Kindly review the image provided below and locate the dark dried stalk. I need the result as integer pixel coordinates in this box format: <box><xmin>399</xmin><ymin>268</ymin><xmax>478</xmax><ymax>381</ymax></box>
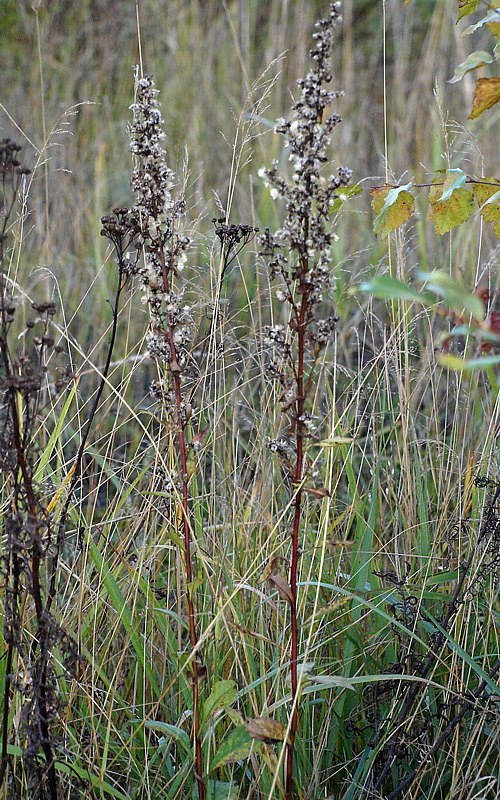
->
<box><xmin>371</xmin><ymin>483</ymin><xmax>500</xmax><ymax>797</ymax></box>
<box><xmin>259</xmin><ymin>6</ymin><xmax>351</xmax><ymax>796</ymax></box>
<box><xmin>0</xmin><ymin>139</ymin><xmax>58</xmax><ymax>798</ymax></box>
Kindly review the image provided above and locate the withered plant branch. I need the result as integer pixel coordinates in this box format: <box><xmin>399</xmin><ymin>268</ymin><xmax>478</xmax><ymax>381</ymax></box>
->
<box><xmin>385</xmin><ymin>656</ymin><xmax>500</xmax><ymax>800</ymax></box>
<box><xmin>371</xmin><ymin>490</ymin><xmax>499</xmax><ymax>795</ymax></box>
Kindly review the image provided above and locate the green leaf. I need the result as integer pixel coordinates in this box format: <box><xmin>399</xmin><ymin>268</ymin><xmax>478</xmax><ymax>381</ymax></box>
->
<box><xmin>473</xmin><ymin>180</ymin><xmax>500</xmax><ymax>236</ymax></box>
<box><xmin>438</xmin><ymin>168</ymin><xmax>467</xmax><ymax>201</ymax></box>
<box><xmin>438</xmin><ymin>354</ymin><xmax>500</xmax><ymax>370</ymax></box>
<box><xmin>304</xmin><ymin>674</ymin><xmax>356</xmax><ymax>691</ymax></box>
<box><xmin>428</xmin><ymin>182</ymin><xmax>475</xmax><ymax>234</ymax></box>
<box><xmin>210</xmin><ymin>725</ymin><xmax>255</xmax><ymax>770</ymax></box>
<box><xmin>463</xmin><ymin>10</ymin><xmax>500</xmax><ymax>34</ymax></box>
<box><xmin>417</xmin><ymin>270</ymin><xmax>485</xmax><ymax>321</ymax></box>
<box><xmin>329</xmin><ymin>183</ymin><xmax>362</xmax><ymax>214</ymax></box>
<box><xmin>371</xmin><ymin>183</ymin><xmax>415</xmax><ymax>237</ymax></box>
<box><xmin>141</xmin><ymin>720</ymin><xmax>193</xmax><ymax>756</ymax></box>
<box><xmin>469</xmin><ymin>77</ymin><xmax>500</xmax><ymax>119</ymax></box>
<box><xmin>192</xmin><ymin>781</ymin><xmax>238</xmax><ymax>800</ymax></box>
<box><xmin>458</xmin><ymin>0</ymin><xmax>481</xmax><ymax>20</ymax></box>
<box><xmin>358</xmin><ymin>274</ymin><xmax>426</xmax><ymax>304</ymax></box>
<box><xmin>448</xmin><ymin>50</ymin><xmax>494</xmax><ymax>83</ymax></box>
<box><xmin>201</xmin><ymin>680</ymin><xmax>237</xmax><ymax>729</ymax></box>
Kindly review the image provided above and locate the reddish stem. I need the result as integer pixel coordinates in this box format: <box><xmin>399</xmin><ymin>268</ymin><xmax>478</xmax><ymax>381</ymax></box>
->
<box><xmin>285</xmin><ymin>285</ymin><xmax>307</xmax><ymax>800</ymax></box>
<box><xmin>161</xmin><ymin>248</ymin><xmax>205</xmax><ymax>800</ymax></box>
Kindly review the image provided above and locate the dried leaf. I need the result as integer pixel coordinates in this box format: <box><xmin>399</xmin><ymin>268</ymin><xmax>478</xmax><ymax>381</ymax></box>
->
<box><xmin>268</xmin><ymin>573</ymin><xmax>294</xmax><ymax>604</ymax></box>
<box><xmin>319</xmin><ymin>435</ymin><xmax>354</xmax><ymax>447</ymax></box>
<box><xmin>245</xmin><ymin>717</ymin><xmax>287</xmax><ymax>743</ymax></box>
<box><xmin>259</xmin><ymin>556</ymin><xmax>287</xmax><ymax>584</ymax></box>
<box><xmin>304</xmin><ymin>485</ymin><xmax>331</xmax><ymax>499</ymax></box>
<box><xmin>469</xmin><ymin>77</ymin><xmax>500</xmax><ymax>119</ymax></box>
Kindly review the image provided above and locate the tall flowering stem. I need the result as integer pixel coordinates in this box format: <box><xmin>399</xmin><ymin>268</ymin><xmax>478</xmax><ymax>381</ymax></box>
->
<box><xmin>259</xmin><ymin>5</ymin><xmax>351</xmax><ymax>797</ymax></box>
<box><xmin>125</xmin><ymin>71</ymin><xmax>205</xmax><ymax>800</ymax></box>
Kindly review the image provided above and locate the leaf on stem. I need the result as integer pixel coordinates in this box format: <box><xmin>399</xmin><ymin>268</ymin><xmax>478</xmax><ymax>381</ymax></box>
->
<box><xmin>201</xmin><ymin>680</ymin><xmax>237</xmax><ymax>729</ymax></box>
<box><xmin>428</xmin><ymin>181</ymin><xmax>475</xmax><ymax>234</ymax></box>
<box><xmin>268</xmin><ymin>573</ymin><xmax>294</xmax><ymax>604</ymax></box>
<box><xmin>371</xmin><ymin>183</ymin><xmax>414</xmax><ymax>237</ymax></box>
<box><xmin>473</xmin><ymin>180</ymin><xmax>500</xmax><ymax>236</ymax></box>
<box><xmin>245</xmin><ymin>717</ymin><xmax>287</xmax><ymax>743</ymax></box>
<box><xmin>210</xmin><ymin>725</ymin><xmax>256</xmax><ymax>770</ymax></box>
<box><xmin>469</xmin><ymin>77</ymin><xmax>500</xmax><ymax>119</ymax></box>
<box><xmin>448</xmin><ymin>51</ymin><xmax>494</xmax><ymax>83</ymax></box>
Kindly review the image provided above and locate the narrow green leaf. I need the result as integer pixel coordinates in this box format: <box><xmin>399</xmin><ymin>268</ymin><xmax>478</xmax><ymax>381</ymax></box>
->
<box><xmin>4</xmin><ymin>746</ymin><xmax>129</xmax><ymax>800</ymax></box>
<box><xmin>34</xmin><ymin>381</ymin><xmax>78</xmax><ymax>482</ymax></box>
<box><xmin>358</xmin><ymin>275</ymin><xmax>425</xmax><ymax>304</ymax></box>
<box><xmin>448</xmin><ymin>51</ymin><xmax>494</xmax><ymax>83</ymax></box>
<box><xmin>438</xmin><ymin>354</ymin><xmax>500</xmax><ymax>370</ymax></box>
<box><xmin>201</xmin><ymin>680</ymin><xmax>237</xmax><ymax>729</ymax></box>
<box><xmin>304</xmin><ymin>674</ymin><xmax>356</xmax><ymax>691</ymax></box>
<box><xmin>140</xmin><ymin>720</ymin><xmax>193</xmax><ymax>756</ymax></box>
<box><xmin>417</xmin><ymin>270</ymin><xmax>485</xmax><ymax>321</ymax></box>
<box><xmin>210</xmin><ymin>725</ymin><xmax>255</xmax><ymax>771</ymax></box>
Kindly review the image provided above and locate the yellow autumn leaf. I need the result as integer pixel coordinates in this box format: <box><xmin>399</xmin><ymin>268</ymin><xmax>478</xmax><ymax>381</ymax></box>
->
<box><xmin>469</xmin><ymin>77</ymin><xmax>500</xmax><ymax>119</ymax></box>
<box><xmin>428</xmin><ymin>184</ymin><xmax>474</xmax><ymax>235</ymax></box>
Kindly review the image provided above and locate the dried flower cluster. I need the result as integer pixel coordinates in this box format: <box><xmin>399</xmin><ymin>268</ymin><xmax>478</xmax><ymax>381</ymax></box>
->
<box><xmin>258</xmin><ymin>6</ymin><xmax>351</xmax><ymax>798</ymax></box>
<box><xmin>128</xmin><ymin>73</ymin><xmax>193</xmax><ymax>375</ymax></box>
<box><xmin>259</xmin><ymin>2</ymin><xmax>351</xmax><ymax>306</ymax></box>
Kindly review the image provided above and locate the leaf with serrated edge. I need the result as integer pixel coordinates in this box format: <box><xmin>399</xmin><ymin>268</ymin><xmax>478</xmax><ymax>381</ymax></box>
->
<box><xmin>458</xmin><ymin>0</ymin><xmax>481</xmax><ymax>20</ymax></box>
<box><xmin>371</xmin><ymin>183</ymin><xmax>415</xmax><ymax>237</ymax></box>
<box><xmin>428</xmin><ymin>184</ymin><xmax>474</xmax><ymax>234</ymax></box>
<box><xmin>473</xmin><ymin>180</ymin><xmax>500</xmax><ymax>234</ymax></box>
